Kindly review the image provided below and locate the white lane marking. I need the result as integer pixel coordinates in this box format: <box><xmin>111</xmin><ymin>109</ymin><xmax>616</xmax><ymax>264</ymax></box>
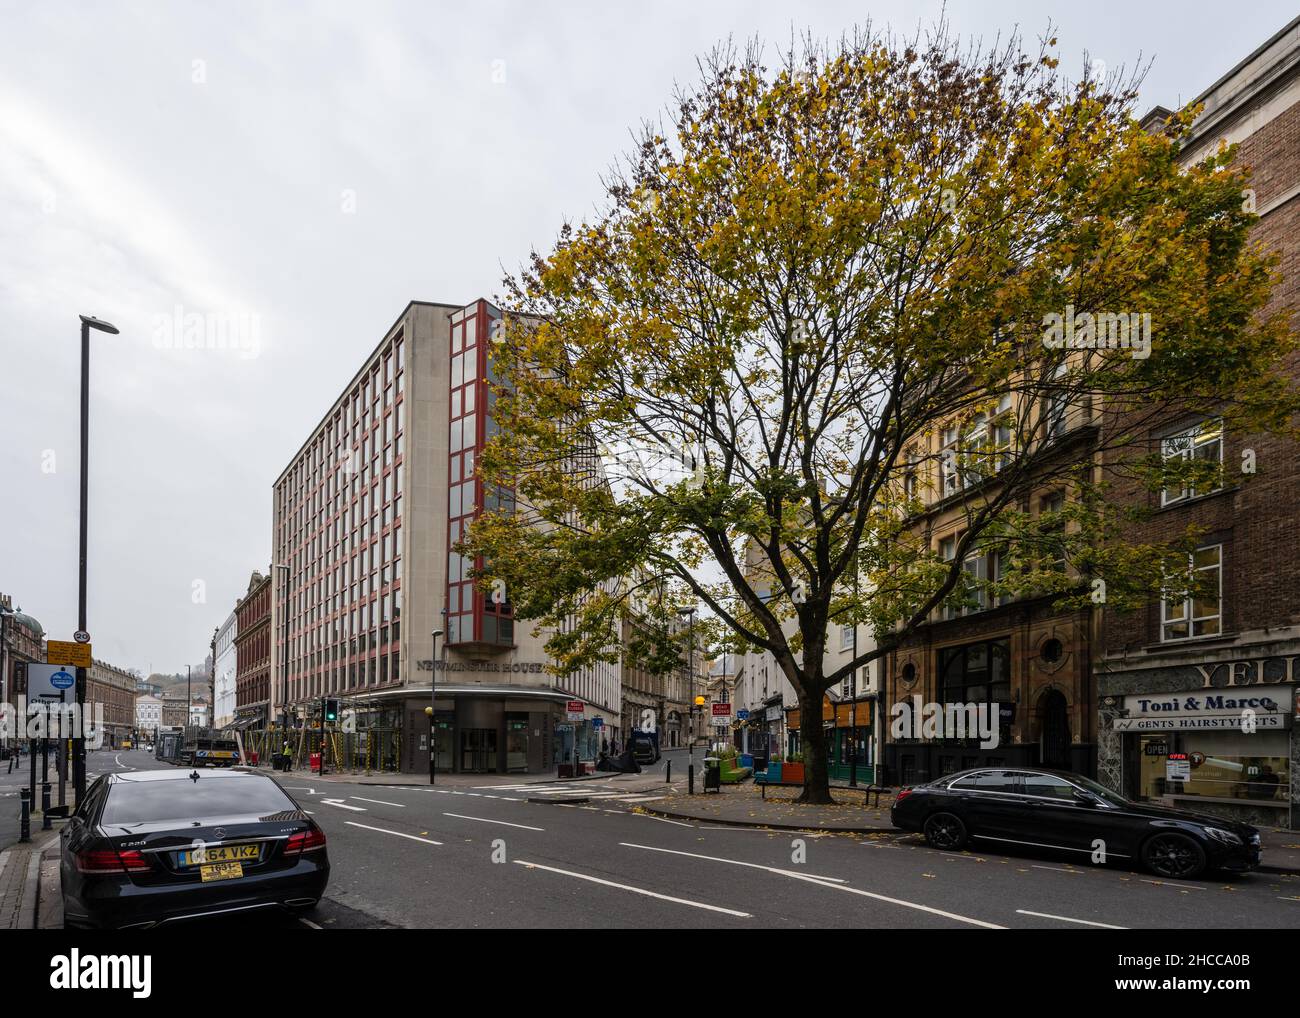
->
<box><xmin>1138</xmin><ymin>878</ymin><xmax>1206</xmax><ymax>891</ymax></box>
<box><xmin>443</xmin><ymin>813</ymin><xmax>544</xmax><ymax>831</ymax></box>
<box><xmin>345</xmin><ymin>821</ymin><xmax>443</xmax><ymax>845</ymax></box>
<box><xmin>1015</xmin><ymin>909</ymin><xmax>1127</xmax><ymax>929</ymax></box>
<box><xmin>513</xmin><ymin>860</ymin><xmax>751</xmax><ymax>917</ymax></box>
<box><xmin>1031</xmin><ymin>864</ymin><xmax>1083</xmax><ymax>874</ymax></box>
<box><xmin>351</xmin><ymin>796</ymin><xmax>405</xmax><ymax>807</ymax></box>
<box><xmin>699</xmin><ymin>826</ymin><xmax>778</xmax><ymax>832</ymax></box>
<box><xmin>299</xmin><ymin>917</ymin><xmax>323</xmax><ymax>929</ymax></box>
<box><xmin>283</xmin><ymin>786</ymin><xmax>317</xmax><ymax>795</ymax></box>
<box><xmin>320</xmin><ymin>798</ymin><xmax>367</xmax><ymax>812</ymax></box>
<box><xmin>620</xmin><ymin>843</ymin><xmax>846</xmax><ymax>883</ymax></box>
<box><xmin>633</xmin><ymin>814</ymin><xmax>695</xmax><ymax>828</ymax></box>
<box><xmin>620</xmin><ymin>843</ymin><xmax>1004</xmax><ymax>929</ymax></box>
<box><xmin>113</xmin><ymin>754</ymin><xmax>134</xmax><ymax>771</ymax></box>
<box><xmin>617</xmin><ymin>796</ymin><xmax>664</xmax><ymax>803</ymax></box>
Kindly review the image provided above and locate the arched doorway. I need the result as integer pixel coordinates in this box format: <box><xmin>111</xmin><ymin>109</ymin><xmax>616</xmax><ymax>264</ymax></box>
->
<box><xmin>1038</xmin><ymin>689</ymin><xmax>1071</xmax><ymax>769</ymax></box>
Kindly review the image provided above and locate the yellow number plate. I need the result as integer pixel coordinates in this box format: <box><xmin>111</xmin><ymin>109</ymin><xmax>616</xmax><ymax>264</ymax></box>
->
<box><xmin>180</xmin><ymin>844</ymin><xmax>259</xmax><ymax>866</ymax></box>
<box><xmin>199</xmin><ymin>862</ymin><xmax>244</xmax><ymax>882</ymax></box>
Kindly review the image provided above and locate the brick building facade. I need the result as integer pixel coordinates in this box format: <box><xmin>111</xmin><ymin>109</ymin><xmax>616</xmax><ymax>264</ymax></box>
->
<box><xmin>234</xmin><ymin>570</ymin><xmax>272</xmax><ymax>726</ymax></box>
<box><xmin>1097</xmin><ymin>18</ymin><xmax>1300</xmax><ymax>829</ymax></box>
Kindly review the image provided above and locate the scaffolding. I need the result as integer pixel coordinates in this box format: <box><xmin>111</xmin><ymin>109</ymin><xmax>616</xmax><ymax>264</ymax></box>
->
<box><xmin>237</xmin><ymin>725</ymin><xmax>404</xmax><ymax>774</ymax></box>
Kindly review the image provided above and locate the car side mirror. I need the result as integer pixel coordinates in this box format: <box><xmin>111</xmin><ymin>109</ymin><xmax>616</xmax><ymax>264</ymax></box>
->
<box><xmin>1073</xmin><ymin>790</ymin><xmax>1101</xmax><ymax>807</ymax></box>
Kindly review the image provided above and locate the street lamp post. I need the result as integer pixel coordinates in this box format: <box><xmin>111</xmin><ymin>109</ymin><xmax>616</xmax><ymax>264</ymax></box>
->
<box><xmin>677</xmin><ymin>606</ymin><xmax>696</xmax><ymax>793</ymax></box>
<box><xmin>74</xmin><ymin>314</ymin><xmax>118</xmax><ymax>805</ymax></box>
<box><xmin>427</xmin><ymin>626</ymin><xmax>443</xmax><ymax>784</ymax></box>
<box><xmin>272</xmin><ymin>563</ymin><xmax>290</xmax><ymax>732</ymax></box>
<box><xmin>849</xmin><ymin>552</ymin><xmax>860</xmax><ymax>788</ymax></box>
<box><xmin>210</xmin><ymin>627</ymin><xmax>218</xmax><ymax>728</ymax></box>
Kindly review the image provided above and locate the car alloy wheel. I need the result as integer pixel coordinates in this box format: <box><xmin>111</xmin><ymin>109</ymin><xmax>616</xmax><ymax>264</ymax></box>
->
<box><xmin>1142</xmin><ymin>832</ymin><xmax>1206</xmax><ymax>879</ymax></box>
<box><xmin>923</xmin><ymin>811</ymin><xmax>968</xmax><ymax>850</ymax></box>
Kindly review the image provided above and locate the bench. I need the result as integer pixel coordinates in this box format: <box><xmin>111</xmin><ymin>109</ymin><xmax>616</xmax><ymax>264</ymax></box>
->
<box><xmin>719</xmin><ymin>758</ymin><xmax>753</xmax><ymax>784</ymax></box>
<box><xmin>756</xmin><ymin>764</ymin><xmax>892</xmax><ymax>806</ymax></box>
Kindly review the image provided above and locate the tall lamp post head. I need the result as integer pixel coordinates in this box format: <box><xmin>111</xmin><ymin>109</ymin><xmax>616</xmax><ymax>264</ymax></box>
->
<box><xmin>79</xmin><ymin>315</ymin><xmax>119</xmax><ymax>335</ymax></box>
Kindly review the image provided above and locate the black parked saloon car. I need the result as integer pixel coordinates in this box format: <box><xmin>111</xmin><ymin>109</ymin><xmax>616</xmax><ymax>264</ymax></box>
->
<box><xmin>891</xmin><ymin>767</ymin><xmax>1261</xmax><ymax>879</ymax></box>
<box><xmin>61</xmin><ymin>769</ymin><xmax>329</xmax><ymax>930</ymax></box>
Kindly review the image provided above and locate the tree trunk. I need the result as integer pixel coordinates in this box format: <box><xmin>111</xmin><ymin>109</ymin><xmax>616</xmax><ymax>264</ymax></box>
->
<box><xmin>796</xmin><ymin>687</ymin><xmax>833</xmax><ymax>804</ymax></box>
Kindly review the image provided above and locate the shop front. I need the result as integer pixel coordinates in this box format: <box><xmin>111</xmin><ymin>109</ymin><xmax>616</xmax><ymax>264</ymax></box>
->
<box><xmin>738</xmin><ymin>698</ymin><xmax>784</xmax><ymax>769</ymax></box>
<box><xmin>351</xmin><ymin>685</ymin><xmax>612</xmax><ymax>775</ymax></box>
<box><xmin>787</xmin><ymin>695</ymin><xmax>875</xmax><ymax>783</ymax></box>
<box><xmin>1099</xmin><ymin>648</ymin><xmax>1298</xmax><ymax>830</ymax></box>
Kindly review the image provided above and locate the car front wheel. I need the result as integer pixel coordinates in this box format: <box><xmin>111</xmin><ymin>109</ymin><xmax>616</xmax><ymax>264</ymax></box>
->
<box><xmin>1142</xmin><ymin>832</ymin><xmax>1207</xmax><ymax>880</ymax></box>
<box><xmin>923</xmin><ymin>811</ymin><xmax>968</xmax><ymax>850</ymax></box>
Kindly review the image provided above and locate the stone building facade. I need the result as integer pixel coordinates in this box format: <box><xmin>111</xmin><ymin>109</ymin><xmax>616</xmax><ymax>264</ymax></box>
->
<box><xmin>87</xmin><ymin>658</ymin><xmax>138</xmax><ymax>748</ymax></box>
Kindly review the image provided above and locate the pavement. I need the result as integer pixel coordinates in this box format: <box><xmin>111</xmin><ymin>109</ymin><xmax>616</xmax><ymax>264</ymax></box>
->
<box><xmin>639</xmin><ymin>783</ymin><xmax>1300</xmax><ymax>875</ymax></box>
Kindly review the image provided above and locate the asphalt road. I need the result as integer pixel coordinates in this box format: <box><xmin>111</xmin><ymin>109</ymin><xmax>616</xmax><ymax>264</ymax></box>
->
<box><xmin>30</xmin><ymin>749</ymin><xmax>1300</xmax><ymax>930</ymax></box>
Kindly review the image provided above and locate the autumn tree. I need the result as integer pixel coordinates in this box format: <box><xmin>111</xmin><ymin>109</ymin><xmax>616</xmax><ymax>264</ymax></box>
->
<box><xmin>470</xmin><ymin>25</ymin><xmax>1296</xmax><ymax>802</ymax></box>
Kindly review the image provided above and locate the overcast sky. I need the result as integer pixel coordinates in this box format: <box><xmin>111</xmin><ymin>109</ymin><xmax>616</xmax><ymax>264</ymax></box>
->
<box><xmin>1</xmin><ymin>0</ymin><xmax>1295</xmax><ymax>675</ymax></box>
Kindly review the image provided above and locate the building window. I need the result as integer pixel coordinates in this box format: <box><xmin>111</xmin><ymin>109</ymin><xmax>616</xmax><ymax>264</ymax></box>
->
<box><xmin>1161</xmin><ymin>419</ymin><xmax>1223</xmax><ymax>506</ymax></box>
<box><xmin>840</xmin><ymin>625</ymin><xmax>854</xmax><ymax>652</ymax></box>
<box><xmin>1162</xmin><ymin>544</ymin><xmax>1222</xmax><ymax>641</ymax></box>
<box><xmin>1040</xmin><ymin>492</ymin><xmax>1066</xmax><ymax>571</ymax></box>
<box><xmin>938</xmin><ymin>638</ymin><xmax>1011</xmax><ymax>712</ymax></box>
<box><xmin>1044</xmin><ymin>361</ymin><xmax>1070</xmax><ymax>439</ymax></box>
<box><xmin>940</xmin><ymin>427</ymin><xmax>961</xmax><ymax>496</ymax></box>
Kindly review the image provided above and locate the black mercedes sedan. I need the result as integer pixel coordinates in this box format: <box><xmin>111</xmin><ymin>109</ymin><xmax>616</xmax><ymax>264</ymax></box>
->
<box><xmin>890</xmin><ymin>767</ymin><xmax>1261</xmax><ymax>879</ymax></box>
<box><xmin>61</xmin><ymin>769</ymin><xmax>329</xmax><ymax>930</ymax></box>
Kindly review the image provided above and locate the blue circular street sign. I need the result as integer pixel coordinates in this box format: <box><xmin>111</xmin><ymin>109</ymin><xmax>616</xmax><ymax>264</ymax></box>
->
<box><xmin>51</xmin><ymin>669</ymin><xmax>75</xmax><ymax>690</ymax></box>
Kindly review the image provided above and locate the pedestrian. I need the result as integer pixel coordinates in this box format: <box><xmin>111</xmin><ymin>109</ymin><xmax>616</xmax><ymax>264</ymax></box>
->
<box><xmin>282</xmin><ymin>739</ymin><xmax>293</xmax><ymax>772</ymax></box>
<box><xmin>602</xmin><ymin>734</ymin><xmax>609</xmax><ymax>755</ymax></box>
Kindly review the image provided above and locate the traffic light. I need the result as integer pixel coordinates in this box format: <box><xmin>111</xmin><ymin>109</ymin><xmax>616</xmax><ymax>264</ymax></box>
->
<box><xmin>324</xmin><ymin>698</ymin><xmax>339</xmax><ymax>723</ymax></box>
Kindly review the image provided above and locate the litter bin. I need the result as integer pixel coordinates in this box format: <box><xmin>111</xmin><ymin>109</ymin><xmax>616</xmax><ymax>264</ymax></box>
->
<box><xmin>703</xmin><ymin>756</ymin><xmax>721</xmax><ymax>792</ymax></box>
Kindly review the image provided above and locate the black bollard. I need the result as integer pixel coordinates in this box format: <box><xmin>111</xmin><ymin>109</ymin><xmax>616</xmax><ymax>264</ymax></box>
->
<box><xmin>665</xmin><ymin>759</ymin><xmax>671</xmax><ymax>783</ymax></box>
<box><xmin>41</xmin><ymin>781</ymin><xmax>52</xmax><ymax>830</ymax></box>
<box><xmin>19</xmin><ymin>788</ymin><xmax>30</xmax><ymax>842</ymax></box>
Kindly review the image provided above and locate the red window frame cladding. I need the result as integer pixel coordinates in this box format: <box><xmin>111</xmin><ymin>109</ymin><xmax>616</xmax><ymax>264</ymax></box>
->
<box><xmin>445</xmin><ymin>300</ymin><xmax>514</xmax><ymax>647</ymax></box>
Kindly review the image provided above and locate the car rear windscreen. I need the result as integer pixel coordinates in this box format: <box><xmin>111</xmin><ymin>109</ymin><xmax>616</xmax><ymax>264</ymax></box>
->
<box><xmin>101</xmin><ymin>778</ymin><xmax>296</xmax><ymax>825</ymax></box>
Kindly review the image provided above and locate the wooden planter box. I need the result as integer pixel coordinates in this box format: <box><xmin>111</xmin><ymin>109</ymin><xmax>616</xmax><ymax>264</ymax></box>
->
<box><xmin>782</xmin><ymin>762</ymin><xmax>805</xmax><ymax>783</ymax></box>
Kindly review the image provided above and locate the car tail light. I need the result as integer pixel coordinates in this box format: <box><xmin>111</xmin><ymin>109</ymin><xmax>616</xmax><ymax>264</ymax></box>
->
<box><xmin>894</xmin><ymin>787</ymin><xmax>915</xmax><ymax>804</ymax></box>
<box><xmin>76</xmin><ymin>848</ymin><xmax>151</xmax><ymax>874</ymax></box>
<box><xmin>284</xmin><ymin>828</ymin><xmax>327</xmax><ymax>856</ymax></box>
